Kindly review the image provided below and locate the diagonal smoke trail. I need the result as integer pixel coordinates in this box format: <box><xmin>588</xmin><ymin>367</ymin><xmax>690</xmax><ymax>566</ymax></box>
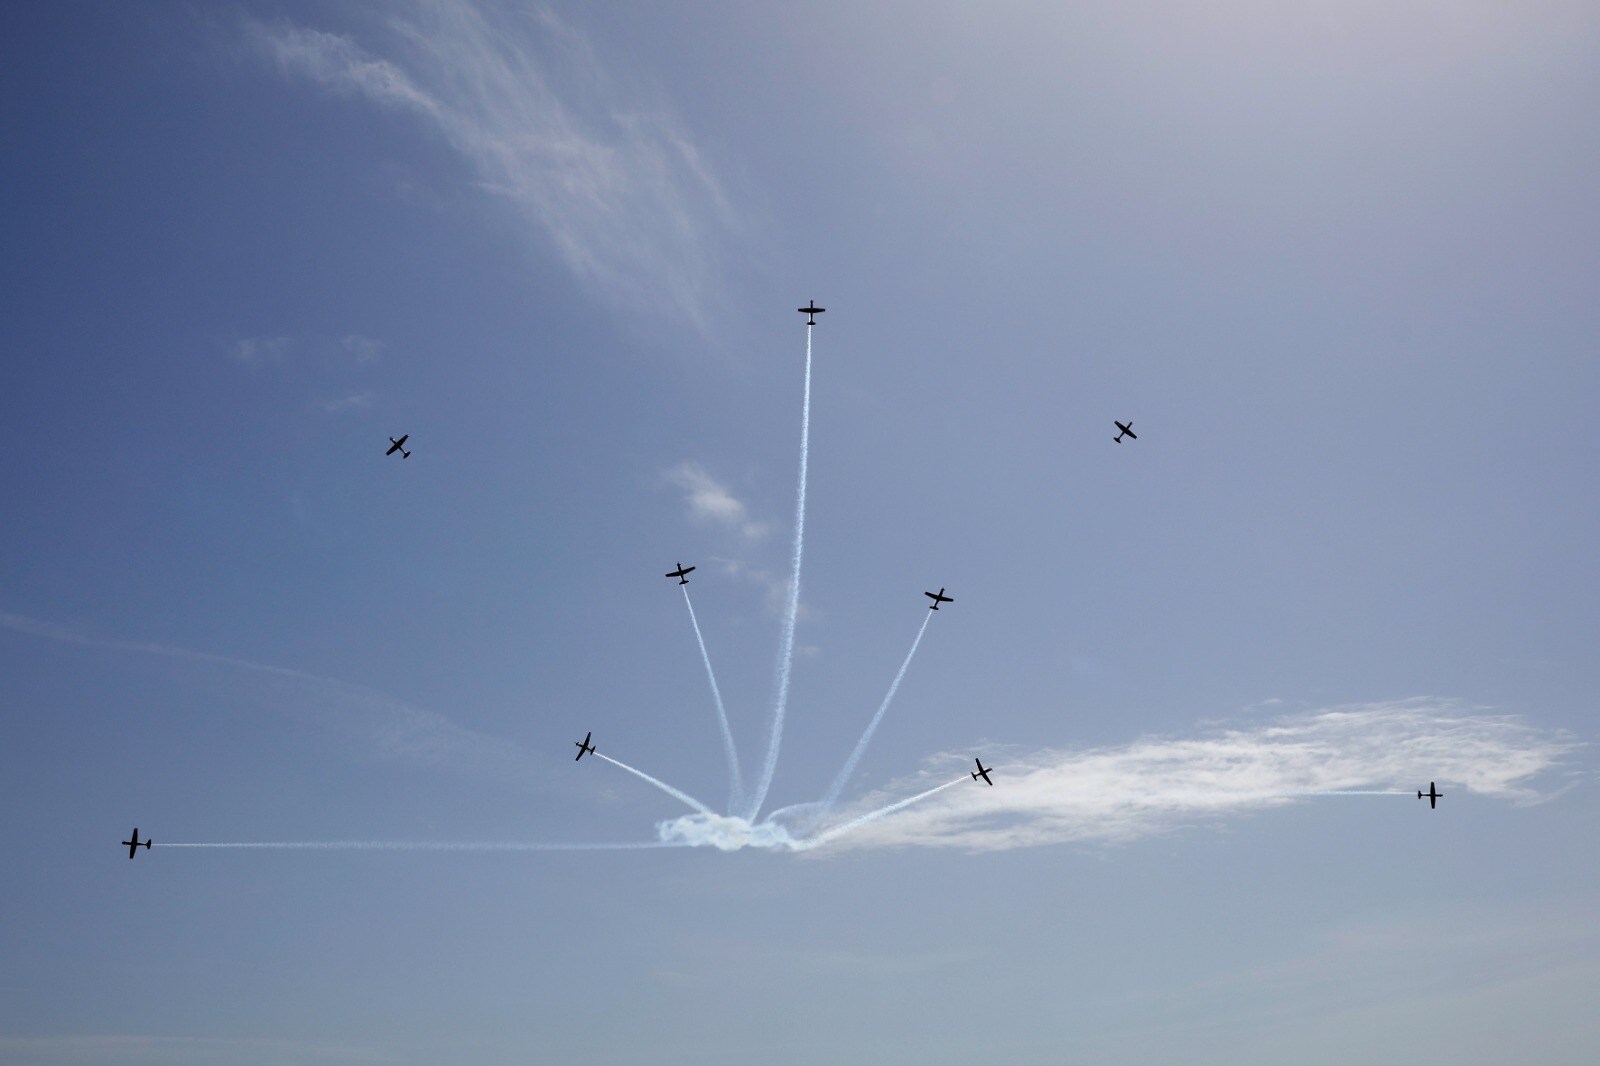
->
<box><xmin>596</xmin><ymin>752</ymin><xmax>718</xmax><ymax>817</ymax></box>
<box><xmin>793</xmin><ymin>775</ymin><xmax>969</xmax><ymax>851</ymax></box>
<box><xmin>683</xmin><ymin>585</ymin><xmax>742</xmax><ymax>811</ymax></box>
<box><xmin>746</xmin><ymin>324</ymin><xmax>812</xmax><ymax>820</ymax></box>
<box><xmin>810</xmin><ymin>611</ymin><xmax>934</xmax><ymax>825</ymax></box>
<box><xmin>160</xmin><ymin>841</ymin><xmax>679</xmax><ymax>850</ymax></box>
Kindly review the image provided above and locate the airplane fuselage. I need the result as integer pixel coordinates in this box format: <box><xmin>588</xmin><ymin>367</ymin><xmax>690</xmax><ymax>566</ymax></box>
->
<box><xmin>122</xmin><ymin>829</ymin><xmax>151</xmax><ymax>859</ymax></box>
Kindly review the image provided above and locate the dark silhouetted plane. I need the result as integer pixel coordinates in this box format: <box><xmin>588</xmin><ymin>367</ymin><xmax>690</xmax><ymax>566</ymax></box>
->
<box><xmin>665</xmin><ymin>562</ymin><xmax>696</xmax><ymax>585</ymax></box>
<box><xmin>386</xmin><ymin>434</ymin><xmax>411</xmax><ymax>458</ymax></box>
<box><xmin>122</xmin><ymin>828</ymin><xmax>151</xmax><ymax>859</ymax></box>
<box><xmin>924</xmin><ymin>588</ymin><xmax>953</xmax><ymax>610</ymax></box>
<box><xmin>574</xmin><ymin>731</ymin><xmax>596</xmax><ymax>761</ymax></box>
<box><xmin>971</xmin><ymin>759</ymin><xmax>994</xmax><ymax>786</ymax></box>
<box><xmin>798</xmin><ymin>301</ymin><xmax>825</xmax><ymax>325</ymax></box>
<box><xmin>1113</xmin><ymin>421</ymin><xmax>1136</xmax><ymax>443</ymax></box>
<box><xmin>1418</xmin><ymin>781</ymin><xmax>1441</xmax><ymax>809</ymax></box>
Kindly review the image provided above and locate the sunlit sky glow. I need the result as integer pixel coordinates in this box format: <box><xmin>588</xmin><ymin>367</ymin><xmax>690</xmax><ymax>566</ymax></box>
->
<box><xmin>2</xmin><ymin>3</ymin><xmax>1597</xmax><ymax>1063</ymax></box>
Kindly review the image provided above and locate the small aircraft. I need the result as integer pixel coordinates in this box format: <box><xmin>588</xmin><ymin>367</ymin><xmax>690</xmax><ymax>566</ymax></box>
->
<box><xmin>1113</xmin><ymin>421</ymin><xmax>1137</xmax><ymax>444</ymax></box>
<box><xmin>574</xmin><ymin>731</ymin><xmax>596</xmax><ymax>761</ymax></box>
<box><xmin>665</xmin><ymin>562</ymin><xmax>696</xmax><ymax>585</ymax></box>
<box><xmin>971</xmin><ymin>759</ymin><xmax>995</xmax><ymax>786</ymax></box>
<box><xmin>798</xmin><ymin>301</ymin><xmax>825</xmax><ymax>326</ymax></box>
<box><xmin>386</xmin><ymin>434</ymin><xmax>411</xmax><ymax>458</ymax></box>
<box><xmin>122</xmin><ymin>828</ymin><xmax>152</xmax><ymax>859</ymax></box>
<box><xmin>924</xmin><ymin>588</ymin><xmax>953</xmax><ymax>610</ymax></box>
<box><xmin>1418</xmin><ymin>782</ymin><xmax>1442</xmax><ymax>809</ymax></box>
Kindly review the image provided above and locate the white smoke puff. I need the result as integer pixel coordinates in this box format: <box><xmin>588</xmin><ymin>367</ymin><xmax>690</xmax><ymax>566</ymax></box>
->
<box><xmin>657</xmin><ymin>813</ymin><xmax>800</xmax><ymax>852</ymax></box>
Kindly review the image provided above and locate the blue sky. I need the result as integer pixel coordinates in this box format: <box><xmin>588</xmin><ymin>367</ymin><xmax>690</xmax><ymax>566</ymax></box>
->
<box><xmin>2</xmin><ymin>2</ymin><xmax>1597</xmax><ymax>1062</ymax></box>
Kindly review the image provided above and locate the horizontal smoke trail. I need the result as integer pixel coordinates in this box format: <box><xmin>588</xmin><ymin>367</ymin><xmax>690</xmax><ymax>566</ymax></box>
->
<box><xmin>812</xmin><ymin>611</ymin><xmax>934</xmax><ymax>825</ymax></box>
<box><xmin>683</xmin><ymin>585</ymin><xmax>742</xmax><ymax>811</ymax></box>
<box><xmin>793</xmin><ymin>775</ymin><xmax>969</xmax><ymax>852</ymax></box>
<box><xmin>160</xmin><ymin>841</ymin><xmax>677</xmax><ymax>850</ymax></box>
<box><xmin>595</xmin><ymin>752</ymin><xmax>718</xmax><ymax>817</ymax></box>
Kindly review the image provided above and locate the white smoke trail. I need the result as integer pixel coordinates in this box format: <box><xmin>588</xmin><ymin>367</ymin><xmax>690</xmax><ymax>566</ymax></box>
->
<box><xmin>746</xmin><ymin>323</ymin><xmax>812</xmax><ymax>820</ymax></box>
<box><xmin>160</xmin><ymin>841</ymin><xmax>678</xmax><ymax>850</ymax></box>
<box><xmin>683</xmin><ymin>585</ymin><xmax>742</xmax><ymax>810</ymax></box>
<box><xmin>794</xmin><ymin>774</ymin><xmax>969</xmax><ymax>852</ymax></box>
<box><xmin>595</xmin><ymin>752</ymin><xmax>718</xmax><ymax>817</ymax></box>
<box><xmin>811</xmin><ymin>612</ymin><xmax>934</xmax><ymax>825</ymax></box>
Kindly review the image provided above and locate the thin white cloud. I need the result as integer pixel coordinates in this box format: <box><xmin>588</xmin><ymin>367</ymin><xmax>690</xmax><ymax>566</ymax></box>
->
<box><xmin>709</xmin><ymin>555</ymin><xmax>815</xmax><ymax>621</ymax></box>
<box><xmin>665</xmin><ymin>462</ymin><xmax>768</xmax><ymax>541</ymax></box>
<box><xmin>318</xmin><ymin>391</ymin><xmax>376</xmax><ymax>414</ymax></box>
<box><xmin>247</xmin><ymin>2</ymin><xmax>743</xmax><ymax>329</ymax></box>
<box><xmin>341</xmin><ymin>334</ymin><xmax>384</xmax><ymax>363</ymax></box>
<box><xmin>808</xmin><ymin>700</ymin><xmax>1581</xmax><ymax>854</ymax></box>
<box><xmin>229</xmin><ymin>336</ymin><xmax>291</xmax><ymax>365</ymax></box>
<box><xmin>0</xmin><ymin>611</ymin><xmax>532</xmax><ymax>783</ymax></box>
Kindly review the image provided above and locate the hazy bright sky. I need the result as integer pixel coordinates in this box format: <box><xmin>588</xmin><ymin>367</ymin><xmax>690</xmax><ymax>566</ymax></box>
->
<box><xmin>3</xmin><ymin>3</ymin><xmax>1598</xmax><ymax>1063</ymax></box>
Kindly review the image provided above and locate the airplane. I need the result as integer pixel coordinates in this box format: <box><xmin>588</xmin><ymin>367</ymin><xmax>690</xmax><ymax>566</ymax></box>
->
<box><xmin>798</xmin><ymin>301</ymin><xmax>825</xmax><ymax>326</ymax></box>
<box><xmin>1418</xmin><ymin>781</ymin><xmax>1442</xmax><ymax>809</ymax></box>
<box><xmin>386</xmin><ymin>434</ymin><xmax>411</xmax><ymax>458</ymax></box>
<box><xmin>1113</xmin><ymin>421</ymin><xmax>1137</xmax><ymax>444</ymax></box>
<box><xmin>971</xmin><ymin>758</ymin><xmax>994</xmax><ymax>786</ymax></box>
<box><xmin>665</xmin><ymin>562</ymin><xmax>696</xmax><ymax>585</ymax></box>
<box><xmin>924</xmin><ymin>588</ymin><xmax>953</xmax><ymax>610</ymax></box>
<box><xmin>574</xmin><ymin>731</ymin><xmax>596</xmax><ymax>761</ymax></box>
<box><xmin>122</xmin><ymin>828</ymin><xmax>152</xmax><ymax>859</ymax></box>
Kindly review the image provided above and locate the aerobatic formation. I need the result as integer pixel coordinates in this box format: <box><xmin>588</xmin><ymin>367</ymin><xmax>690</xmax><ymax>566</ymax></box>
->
<box><xmin>126</xmin><ymin>301</ymin><xmax>1449</xmax><ymax>862</ymax></box>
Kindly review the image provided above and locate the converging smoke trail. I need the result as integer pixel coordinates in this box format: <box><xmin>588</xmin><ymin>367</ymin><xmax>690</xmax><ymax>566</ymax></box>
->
<box><xmin>160</xmin><ymin>841</ymin><xmax>679</xmax><ymax>851</ymax></box>
<box><xmin>596</xmin><ymin>752</ymin><xmax>718</xmax><ymax>817</ymax></box>
<box><xmin>746</xmin><ymin>324</ymin><xmax>812</xmax><ymax>821</ymax></box>
<box><xmin>683</xmin><ymin>585</ymin><xmax>742</xmax><ymax>811</ymax></box>
<box><xmin>794</xmin><ymin>775</ymin><xmax>969</xmax><ymax>851</ymax></box>
<box><xmin>811</xmin><ymin>611</ymin><xmax>934</xmax><ymax>825</ymax></box>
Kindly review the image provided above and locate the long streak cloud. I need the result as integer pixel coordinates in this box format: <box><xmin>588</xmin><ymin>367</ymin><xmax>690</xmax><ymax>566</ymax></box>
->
<box><xmin>807</xmin><ymin>700</ymin><xmax>1579</xmax><ymax>854</ymax></box>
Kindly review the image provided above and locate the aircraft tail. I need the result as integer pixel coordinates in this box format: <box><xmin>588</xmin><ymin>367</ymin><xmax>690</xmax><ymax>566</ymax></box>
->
<box><xmin>402</xmin><ymin>450</ymin><xmax>411</xmax><ymax>459</ymax></box>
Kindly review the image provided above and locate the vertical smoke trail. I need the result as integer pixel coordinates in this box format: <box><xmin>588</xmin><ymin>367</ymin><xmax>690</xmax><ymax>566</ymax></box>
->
<box><xmin>810</xmin><ymin>612</ymin><xmax>934</xmax><ymax>824</ymax></box>
<box><xmin>159</xmin><ymin>841</ymin><xmax>680</xmax><ymax>851</ymax></box>
<box><xmin>682</xmin><ymin>585</ymin><xmax>743</xmax><ymax>811</ymax></box>
<box><xmin>746</xmin><ymin>324</ymin><xmax>812</xmax><ymax>820</ymax></box>
<box><xmin>793</xmin><ymin>775</ymin><xmax>968</xmax><ymax>851</ymax></box>
<box><xmin>595</xmin><ymin>752</ymin><xmax>718</xmax><ymax>817</ymax></box>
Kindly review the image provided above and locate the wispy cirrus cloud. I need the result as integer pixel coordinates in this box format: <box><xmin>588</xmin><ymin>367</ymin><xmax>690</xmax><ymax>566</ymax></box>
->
<box><xmin>808</xmin><ymin>700</ymin><xmax>1581</xmax><ymax>854</ymax></box>
<box><xmin>228</xmin><ymin>336</ymin><xmax>292</xmax><ymax>365</ymax></box>
<box><xmin>0</xmin><ymin>611</ymin><xmax>532</xmax><ymax>783</ymax></box>
<box><xmin>318</xmin><ymin>391</ymin><xmax>376</xmax><ymax>415</ymax></box>
<box><xmin>665</xmin><ymin>462</ymin><xmax>768</xmax><ymax>541</ymax></box>
<box><xmin>247</xmin><ymin>2</ymin><xmax>744</xmax><ymax>330</ymax></box>
<box><xmin>341</xmin><ymin>334</ymin><xmax>384</xmax><ymax>363</ymax></box>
